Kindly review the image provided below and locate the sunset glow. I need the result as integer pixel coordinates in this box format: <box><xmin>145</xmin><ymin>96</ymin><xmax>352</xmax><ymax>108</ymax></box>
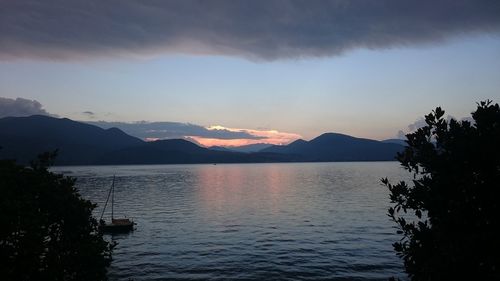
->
<box><xmin>190</xmin><ymin>125</ymin><xmax>302</xmax><ymax>147</ymax></box>
<box><xmin>2</xmin><ymin>1</ymin><xmax>500</xmax><ymax>279</ymax></box>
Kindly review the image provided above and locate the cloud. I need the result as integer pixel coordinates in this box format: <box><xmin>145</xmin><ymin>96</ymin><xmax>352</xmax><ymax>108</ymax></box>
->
<box><xmin>461</xmin><ymin>116</ymin><xmax>475</xmax><ymax>124</ymax></box>
<box><xmin>398</xmin><ymin>114</ymin><xmax>476</xmax><ymax>138</ymax></box>
<box><xmin>1</xmin><ymin>1</ymin><xmax>499</xmax><ymax>60</ymax></box>
<box><xmin>396</xmin><ymin>130</ymin><xmax>407</xmax><ymax>139</ymax></box>
<box><xmin>89</xmin><ymin>121</ymin><xmax>301</xmax><ymax>146</ymax></box>
<box><xmin>0</xmin><ymin>97</ymin><xmax>55</xmax><ymax>118</ymax></box>
<box><xmin>89</xmin><ymin>121</ymin><xmax>265</xmax><ymax>140</ymax></box>
<box><xmin>191</xmin><ymin>126</ymin><xmax>302</xmax><ymax>146</ymax></box>
<box><xmin>407</xmin><ymin>118</ymin><xmax>428</xmax><ymax>132</ymax></box>
<box><xmin>81</xmin><ymin>111</ymin><xmax>96</xmax><ymax>119</ymax></box>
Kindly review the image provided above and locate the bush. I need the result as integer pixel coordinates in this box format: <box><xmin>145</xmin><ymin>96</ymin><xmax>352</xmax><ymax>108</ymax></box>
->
<box><xmin>0</xmin><ymin>152</ymin><xmax>113</xmax><ymax>281</ymax></box>
<box><xmin>383</xmin><ymin>101</ymin><xmax>500</xmax><ymax>280</ymax></box>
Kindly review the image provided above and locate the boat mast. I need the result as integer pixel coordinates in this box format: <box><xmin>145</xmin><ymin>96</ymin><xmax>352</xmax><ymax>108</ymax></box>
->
<box><xmin>99</xmin><ymin>175</ymin><xmax>115</xmax><ymax>222</ymax></box>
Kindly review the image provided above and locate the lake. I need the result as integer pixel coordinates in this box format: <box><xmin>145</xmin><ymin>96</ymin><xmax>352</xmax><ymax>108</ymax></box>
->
<box><xmin>54</xmin><ymin>162</ymin><xmax>408</xmax><ymax>280</ymax></box>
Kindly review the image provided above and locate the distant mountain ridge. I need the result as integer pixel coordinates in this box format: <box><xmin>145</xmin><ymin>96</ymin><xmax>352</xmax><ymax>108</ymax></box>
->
<box><xmin>381</xmin><ymin>138</ymin><xmax>407</xmax><ymax>146</ymax></box>
<box><xmin>262</xmin><ymin>133</ymin><xmax>404</xmax><ymax>161</ymax></box>
<box><xmin>0</xmin><ymin>115</ymin><xmax>142</xmax><ymax>164</ymax></box>
<box><xmin>209</xmin><ymin>143</ymin><xmax>272</xmax><ymax>153</ymax></box>
<box><xmin>0</xmin><ymin>115</ymin><xmax>404</xmax><ymax>165</ymax></box>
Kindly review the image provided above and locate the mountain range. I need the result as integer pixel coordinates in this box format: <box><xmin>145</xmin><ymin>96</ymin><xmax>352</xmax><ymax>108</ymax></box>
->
<box><xmin>209</xmin><ymin>143</ymin><xmax>272</xmax><ymax>153</ymax></box>
<box><xmin>0</xmin><ymin>115</ymin><xmax>405</xmax><ymax>165</ymax></box>
<box><xmin>262</xmin><ymin>133</ymin><xmax>405</xmax><ymax>161</ymax></box>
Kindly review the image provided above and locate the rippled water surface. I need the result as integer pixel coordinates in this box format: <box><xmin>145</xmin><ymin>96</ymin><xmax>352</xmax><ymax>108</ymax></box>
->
<box><xmin>54</xmin><ymin>162</ymin><xmax>408</xmax><ymax>280</ymax></box>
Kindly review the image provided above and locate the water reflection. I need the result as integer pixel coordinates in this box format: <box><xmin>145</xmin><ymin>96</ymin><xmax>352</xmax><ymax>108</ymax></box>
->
<box><xmin>196</xmin><ymin>164</ymin><xmax>294</xmax><ymax>218</ymax></box>
<box><xmin>54</xmin><ymin>162</ymin><xmax>408</xmax><ymax>280</ymax></box>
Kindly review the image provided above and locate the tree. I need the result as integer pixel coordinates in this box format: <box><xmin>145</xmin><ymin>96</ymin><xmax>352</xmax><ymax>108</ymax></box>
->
<box><xmin>383</xmin><ymin>101</ymin><xmax>500</xmax><ymax>280</ymax></box>
<box><xmin>0</xmin><ymin>151</ymin><xmax>114</xmax><ymax>281</ymax></box>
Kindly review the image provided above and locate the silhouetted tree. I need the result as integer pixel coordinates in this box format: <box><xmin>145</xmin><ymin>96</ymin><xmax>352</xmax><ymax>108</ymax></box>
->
<box><xmin>0</xmin><ymin>151</ymin><xmax>113</xmax><ymax>281</ymax></box>
<box><xmin>383</xmin><ymin>101</ymin><xmax>500</xmax><ymax>280</ymax></box>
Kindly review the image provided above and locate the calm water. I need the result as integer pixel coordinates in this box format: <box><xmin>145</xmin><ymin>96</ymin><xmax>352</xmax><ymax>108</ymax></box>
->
<box><xmin>54</xmin><ymin>162</ymin><xmax>408</xmax><ymax>280</ymax></box>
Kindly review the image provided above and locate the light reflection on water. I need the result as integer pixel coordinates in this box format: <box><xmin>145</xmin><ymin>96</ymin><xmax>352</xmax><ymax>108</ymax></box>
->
<box><xmin>54</xmin><ymin>162</ymin><xmax>407</xmax><ymax>280</ymax></box>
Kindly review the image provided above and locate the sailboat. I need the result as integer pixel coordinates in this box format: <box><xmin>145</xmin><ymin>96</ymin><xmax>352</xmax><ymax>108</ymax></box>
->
<box><xmin>99</xmin><ymin>175</ymin><xmax>135</xmax><ymax>233</ymax></box>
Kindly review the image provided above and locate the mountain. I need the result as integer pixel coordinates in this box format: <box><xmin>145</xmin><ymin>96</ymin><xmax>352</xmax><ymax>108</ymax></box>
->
<box><xmin>0</xmin><ymin>115</ymin><xmax>287</xmax><ymax>165</ymax></box>
<box><xmin>98</xmin><ymin>139</ymin><xmax>295</xmax><ymax>164</ymax></box>
<box><xmin>0</xmin><ymin>115</ymin><xmax>143</xmax><ymax>164</ymax></box>
<box><xmin>262</xmin><ymin>133</ymin><xmax>404</xmax><ymax>161</ymax></box>
<box><xmin>263</xmin><ymin>139</ymin><xmax>308</xmax><ymax>154</ymax></box>
<box><xmin>99</xmin><ymin>139</ymin><xmax>231</xmax><ymax>164</ymax></box>
<box><xmin>231</xmin><ymin>143</ymin><xmax>273</xmax><ymax>153</ymax></box>
<box><xmin>0</xmin><ymin>116</ymin><xmax>404</xmax><ymax>165</ymax></box>
<box><xmin>382</xmin><ymin>138</ymin><xmax>407</xmax><ymax>146</ymax></box>
<box><xmin>208</xmin><ymin>146</ymin><xmax>235</xmax><ymax>152</ymax></box>
<box><xmin>209</xmin><ymin>143</ymin><xmax>273</xmax><ymax>153</ymax></box>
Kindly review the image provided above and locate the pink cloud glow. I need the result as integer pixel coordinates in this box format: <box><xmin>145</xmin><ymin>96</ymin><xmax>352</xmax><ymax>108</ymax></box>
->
<box><xmin>189</xmin><ymin>126</ymin><xmax>301</xmax><ymax>147</ymax></box>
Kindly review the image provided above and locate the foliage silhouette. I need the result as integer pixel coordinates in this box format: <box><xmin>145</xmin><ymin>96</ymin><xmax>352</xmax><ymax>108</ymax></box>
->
<box><xmin>0</xmin><ymin>151</ymin><xmax>114</xmax><ymax>281</ymax></box>
<box><xmin>383</xmin><ymin>101</ymin><xmax>500</xmax><ymax>280</ymax></box>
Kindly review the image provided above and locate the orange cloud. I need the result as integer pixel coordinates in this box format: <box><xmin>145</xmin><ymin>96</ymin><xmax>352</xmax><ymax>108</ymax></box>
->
<box><xmin>189</xmin><ymin>125</ymin><xmax>301</xmax><ymax>147</ymax></box>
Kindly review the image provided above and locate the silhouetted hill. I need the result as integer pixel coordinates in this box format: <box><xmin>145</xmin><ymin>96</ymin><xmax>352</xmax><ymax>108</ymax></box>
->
<box><xmin>147</xmin><ymin>139</ymin><xmax>208</xmax><ymax>154</ymax></box>
<box><xmin>209</xmin><ymin>146</ymin><xmax>235</xmax><ymax>152</ymax></box>
<box><xmin>0</xmin><ymin>115</ymin><xmax>292</xmax><ymax>165</ymax></box>
<box><xmin>97</xmin><ymin>139</ymin><xmax>292</xmax><ymax>165</ymax></box>
<box><xmin>382</xmin><ymin>138</ymin><xmax>407</xmax><ymax>146</ymax></box>
<box><xmin>230</xmin><ymin>143</ymin><xmax>273</xmax><ymax>153</ymax></box>
<box><xmin>0</xmin><ymin>115</ymin><xmax>142</xmax><ymax>164</ymax></box>
<box><xmin>99</xmin><ymin>139</ymin><xmax>215</xmax><ymax>164</ymax></box>
<box><xmin>209</xmin><ymin>143</ymin><xmax>273</xmax><ymax>153</ymax></box>
<box><xmin>0</xmin><ymin>116</ymin><xmax>404</xmax><ymax>165</ymax></box>
<box><xmin>262</xmin><ymin>133</ymin><xmax>404</xmax><ymax>161</ymax></box>
<box><xmin>263</xmin><ymin>139</ymin><xmax>308</xmax><ymax>154</ymax></box>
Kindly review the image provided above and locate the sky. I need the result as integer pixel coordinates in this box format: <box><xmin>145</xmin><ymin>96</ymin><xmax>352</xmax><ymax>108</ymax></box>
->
<box><xmin>1</xmin><ymin>1</ymin><xmax>500</xmax><ymax>146</ymax></box>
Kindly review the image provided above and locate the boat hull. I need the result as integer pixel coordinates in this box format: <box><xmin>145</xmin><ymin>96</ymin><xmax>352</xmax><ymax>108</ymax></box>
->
<box><xmin>99</xmin><ymin>220</ymin><xmax>135</xmax><ymax>233</ymax></box>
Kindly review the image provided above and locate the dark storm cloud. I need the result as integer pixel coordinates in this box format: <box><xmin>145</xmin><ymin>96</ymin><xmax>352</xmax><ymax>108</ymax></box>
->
<box><xmin>1</xmin><ymin>0</ymin><xmax>499</xmax><ymax>60</ymax></box>
<box><xmin>88</xmin><ymin>121</ymin><xmax>264</xmax><ymax>140</ymax></box>
<box><xmin>0</xmin><ymin>97</ymin><xmax>55</xmax><ymax>118</ymax></box>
